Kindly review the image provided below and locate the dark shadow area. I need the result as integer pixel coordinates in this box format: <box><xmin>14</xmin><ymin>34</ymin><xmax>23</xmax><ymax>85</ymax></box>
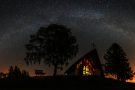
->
<box><xmin>0</xmin><ymin>76</ymin><xmax>134</xmax><ymax>90</ymax></box>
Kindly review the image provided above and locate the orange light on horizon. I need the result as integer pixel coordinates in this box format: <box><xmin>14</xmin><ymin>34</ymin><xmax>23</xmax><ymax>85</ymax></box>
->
<box><xmin>126</xmin><ymin>76</ymin><xmax>135</xmax><ymax>83</ymax></box>
<box><xmin>128</xmin><ymin>65</ymin><xmax>135</xmax><ymax>83</ymax></box>
<box><xmin>0</xmin><ymin>67</ymin><xmax>8</xmax><ymax>74</ymax></box>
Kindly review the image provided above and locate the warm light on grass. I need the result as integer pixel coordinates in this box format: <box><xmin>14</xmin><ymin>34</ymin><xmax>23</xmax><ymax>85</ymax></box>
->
<box><xmin>126</xmin><ymin>76</ymin><xmax>135</xmax><ymax>83</ymax></box>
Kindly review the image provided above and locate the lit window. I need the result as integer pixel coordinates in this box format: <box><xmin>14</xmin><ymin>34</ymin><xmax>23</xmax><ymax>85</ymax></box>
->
<box><xmin>83</xmin><ymin>66</ymin><xmax>91</xmax><ymax>75</ymax></box>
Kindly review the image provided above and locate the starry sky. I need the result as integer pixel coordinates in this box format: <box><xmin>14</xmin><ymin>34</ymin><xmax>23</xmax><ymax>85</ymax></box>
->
<box><xmin>0</xmin><ymin>0</ymin><xmax>135</xmax><ymax>79</ymax></box>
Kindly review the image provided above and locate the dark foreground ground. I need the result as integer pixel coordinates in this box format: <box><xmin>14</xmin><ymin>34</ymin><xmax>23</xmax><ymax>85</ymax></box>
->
<box><xmin>0</xmin><ymin>76</ymin><xmax>135</xmax><ymax>90</ymax></box>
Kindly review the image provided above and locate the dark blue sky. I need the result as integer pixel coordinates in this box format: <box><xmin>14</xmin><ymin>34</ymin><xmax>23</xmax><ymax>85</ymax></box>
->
<box><xmin>0</xmin><ymin>0</ymin><xmax>135</xmax><ymax>76</ymax></box>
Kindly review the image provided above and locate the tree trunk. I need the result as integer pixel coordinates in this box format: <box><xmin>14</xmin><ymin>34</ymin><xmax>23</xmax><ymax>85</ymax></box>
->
<box><xmin>53</xmin><ymin>64</ymin><xmax>57</xmax><ymax>76</ymax></box>
<box><xmin>117</xmin><ymin>74</ymin><xmax>121</xmax><ymax>81</ymax></box>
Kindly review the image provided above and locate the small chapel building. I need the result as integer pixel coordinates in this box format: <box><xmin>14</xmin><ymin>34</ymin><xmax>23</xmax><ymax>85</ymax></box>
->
<box><xmin>65</xmin><ymin>49</ymin><xmax>104</xmax><ymax>77</ymax></box>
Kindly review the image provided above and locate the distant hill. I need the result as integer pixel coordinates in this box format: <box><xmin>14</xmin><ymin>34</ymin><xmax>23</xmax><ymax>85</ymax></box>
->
<box><xmin>0</xmin><ymin>76</ymin><xmax>134</xmax><ymax>90</ymax></box>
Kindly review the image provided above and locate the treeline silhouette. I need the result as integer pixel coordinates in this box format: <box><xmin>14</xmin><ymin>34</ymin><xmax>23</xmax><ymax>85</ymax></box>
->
<box><xmin>8</xmin><ymin>66</ymin><xmax>29</xmax><ymax>80</ymax></box>
<box><xmin>0</xmin><ymin>66</ymin><xmax>29</xmax><ymax>80</ymax></box>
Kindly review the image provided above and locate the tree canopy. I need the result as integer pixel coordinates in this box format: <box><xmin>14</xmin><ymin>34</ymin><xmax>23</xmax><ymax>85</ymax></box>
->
<box><xmin>25</xmin><ymin>24</ymin><xmax>78</xmax><ymax>76</ymax></box>
<box><xmin>104</xmin><ymin>43</ymin><xmax>134</xmax><ymax>82</ymax></box>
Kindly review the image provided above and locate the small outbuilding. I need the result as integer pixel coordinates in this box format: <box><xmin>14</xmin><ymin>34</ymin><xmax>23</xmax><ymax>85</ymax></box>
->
<box><xmin>65</xmin><ymin>49</ymin><xmax>104</xmax><ymax>77</ymax></box>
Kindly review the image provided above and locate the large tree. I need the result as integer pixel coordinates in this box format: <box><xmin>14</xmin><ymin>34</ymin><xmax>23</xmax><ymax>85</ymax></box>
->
<box><xmin>104</xmin><ymin>43</ymin><xmax>133</xmax><ymax>82</ymax></box>
<box><xmin>25</xmin><ymin>24</ymin><xmax>78</xmax><ymax>76</ymax></box>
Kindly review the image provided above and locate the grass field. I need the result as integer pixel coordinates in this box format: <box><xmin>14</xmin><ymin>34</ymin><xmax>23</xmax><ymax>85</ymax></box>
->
<box><xmin>0</xmin><ymin>76</ymin><xmax>134</xmax><ymax>90</ymax></box>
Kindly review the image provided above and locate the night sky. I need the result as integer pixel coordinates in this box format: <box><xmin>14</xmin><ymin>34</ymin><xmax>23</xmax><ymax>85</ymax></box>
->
<box><xmin>0</xmin><ymin>0</ymin><xmax>135</xmax><ymax>81</ymax></box>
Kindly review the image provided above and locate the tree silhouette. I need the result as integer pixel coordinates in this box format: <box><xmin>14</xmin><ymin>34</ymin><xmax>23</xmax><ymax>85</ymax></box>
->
<box><xmin>21</xmin><ymin>70</ymin><xmax>29</xmax><ymax>79</ymax></box>
<box><xmin>25</xmin><ymin>24</ymin><xmax>78</xmax><ymax>76</ymax></box>
<box><xmin>8</xmin><ymin>66</ymin><xmax>14</xmax><ymax>79</ymax></box>
<box><xmin>8</xmin><ymin>66</ymin><xmax>29</xmax><ymax>80</ymax></box>
<box><xmin>104</xmin><ymin>43</ymin><xmax>134</xmax><ymax>82</ymax></box>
